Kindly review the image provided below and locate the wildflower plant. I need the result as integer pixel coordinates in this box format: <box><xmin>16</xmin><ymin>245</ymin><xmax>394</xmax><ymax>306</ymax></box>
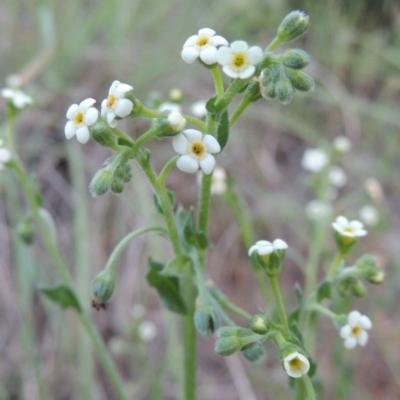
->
<box><xmin>2</xmin><ymin>10</ymin><xmax>385</xmax><ymax>400</ymax></box>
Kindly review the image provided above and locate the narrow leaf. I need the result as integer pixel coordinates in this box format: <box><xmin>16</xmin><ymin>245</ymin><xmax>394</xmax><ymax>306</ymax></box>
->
<box><xmin>39</xmin><ymin>284</ymin><xmax>82</xmax><ymax>312</ymax></box>
<box><xmin>217</xmin><ymin>110</ymin><xmax>229</xmax><ymax>150</ymax></box>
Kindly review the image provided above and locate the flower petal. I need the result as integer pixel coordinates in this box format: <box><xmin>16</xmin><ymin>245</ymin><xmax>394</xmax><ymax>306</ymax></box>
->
<box><xmin>79</xmin><ymin>98</ymin><xmax>96</xmax><ymax>111</ymax></box>
<box><xmin>64</xmin><ymin>121</ymin><xmax>76</xmax><ymax>139</ymax></box>
<box><xmin>181</xmin><ymin>47</ymin><xmax>200</xmax><ymax>63</ymax></box>
<box><xmin>211</xmin><ymin>35</ymin><xmax>228</xmax><ymax>47</ymax></box>
<box><xmin>76</xmin><ymin>126</ymin><xmax>90</xmax><ymax>144</ymax></box>
<box><xmin>199</xmin><ymin>154</ymin><xmax>216</xmax><ymax>175</ymax></box>
<box><xmin>358</xmin><ymin>331</ymin><xmax>368</xmax><ymax>346</ymax></box>
<box><xmin>247</xmin><ymin>46</ymin><xmax>263</xmax><ymax>64</ymax></box>
<box><xmin>340</xmin><ymin>325</ymin><xmax>351</xmax><ymax>338</ymax></box>
<box><xmin>183</xmin><ymin>129</ymin><xmax>203</xmax><ymax>142</ymax></box>
<box><xmin>202</xmin><ymin>134</ymin><xmax>221</xmax><ymax>154</ymax></box>
<box><xmin>273</xmin><ymin>239</ymin><xmax>288</xmax><ymax>249</ymax></box>
<box><xmin>344</xmin><ymin>337</ymin><xmax>357</xmax><ymax>349</ymax></box>
<box><xmin>85</xmin><ymin>107</ymin><xmax>99</xmax><ymax>126</ymax></box>
<box><xmin>230</xmin><ymin>41</ymin><xmax>248</xmax><ymax>52</ymax></box>
<box><xmin>198</xmin><ymin>28</ymin><xmax>215</xmax><ymax>37</ymax></box>
<box><xmin>109</xmin><ymin>80</ymin><xmax>120</xmax><ymax>95</ymax></box>
<box><xmin>115</xmin><ymin>83</ymin><xmax>133</xmax><ymax>98</ymax></box>
<box><xmin>107</xmin><ymin>111</ymin><xmax>116</xmax><ymax>126</ymax></box>
<box><xmin>348</xmin><ymin>311</ymin><xmax>361</xmax><ymax>326</ymax></box>
<box><xmin>0</xmin><ymin>148</ymin><xmax>11</xmax><ymax>163</ymax></box>
<box><xmin>257</xmin><ymin>245</ymin><xmax>274</xmax><ymax>256</ymax></box>
<box><xmin>177</xmin><ymin>155</ymin><xmax>199</xmax><ymax>173</ymax></box>
<box><xmin>359</xmin><ymin>315</ymin><xmax>372</xmax><ymax>330</ymax></box>
<box><xmin>183</xmin><ymin>35</ymin><xmax>198</xmax><ymax>48</ymax></box>
<box><xmin>172</xmin><ymin>133</ymin><xmax>189</xmax><ymax>154</ymax></box>
<box><xmin>336</xmin><ymin>216</ymin><xmax>349</xmax><ymax>227</ymax></box>
<box><xmin>217</xmin><ymin>47</ymin><xmax>233</xmax><ymax>65</ymax></box>
<box><xmin>248</xmin><ymin>245</ymin><xmax>258</xmax><ymax>256</ymax></box>
<box><xmin>238</xmin><ymin>65</ymin><xmax>256</xmax><ymax>79</ymax></box>
<box><xmin>115</xmin><ymin>98</ymin><xmax>133</xmax><ymax>118</ymax></box>
<box><xmin>200</xmin><ymin>47</ymin><xmax>218</xmax><ymax>65</ymax></box>
<box><xmin>66</xmin><ymin>104</ymin><xmax>79</xmax><ymax>119</ymax></box>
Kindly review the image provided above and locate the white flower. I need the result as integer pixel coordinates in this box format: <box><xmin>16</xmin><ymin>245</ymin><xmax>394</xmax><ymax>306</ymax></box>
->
<box><xmin>301</xmin><ymin>148</ymin><xmax>329</xmax><ymax>172</ymax></box>
<box><xmin>172</xmin><ymin>129</ymin><xmax>221</xmax><ymax>174</ymax></box>
<box><xmin>217</xmin><ymin>41</ymin><xmax>263</xmax><ymax>79</ymax></box>
<box><xmin>168</xmin><ymin>111</ymin><xmax>186</xmax><ymax>132</ymax></box>
<box><xmin>191</xmin><ymin>100</ymin><xmax>207</xmax><ymax>118</ymax></box>
<box><xmin>101</xmin><ymin>80</ymin><xmax>133</xmax><ymax>128</ymax></box>
<box><xmin>0</xmin><ymin>140</ymin><xmax>12</xmax><ymax>170</ymax></box>
<box><xmin>65</xmin><ymin>98</ymin><xmax>99</xmax><ymax>144</ymax></box>
<box><xmin>328</xmin><ymin>166</ymin><xmax>347</xmax><ymax>188</ymax></box>
<box><xmin>181</xmin><ymin>28</ymin><xmax>228</xmax><ymax>65</ymax></box>
<box><xmin>283</xmin><ymin>352</ymin><xmax>310</xmax><ymax>378</ymax></box>
<box><xmin>1</xmin><ymin>88</ymin><xmax>33</xmax><ymax>109</ymax></box>
<box><xmin>340</xmin><ymin>310</ymin><xmax>372</xmax><ymax>349</ymax></box>
<box><xmin>159</xmin><ymin>102</ymin><xmax>182</xmax><ymax>113</ymax></box>
<box><xmin>248</xmin><ymin>239</ymin><xmax>288</xmax><ymax>257</ymax></box>
<box><xmin>334</xmin><ymin>136</ymin><xmax>351</xmax><ymax>153</ymax></box>
<box><xmin>364</xmin><ymin>178</ymin><xmax>384</xmax><ymax>203</ymax></box>
<box><xmin>197</xmin><ymin>166</ymin><xmax>227</xmax><ymax>195</ymax></box>
<box><xmin>138</xmin><ymin>321</ymin><xmax>157</xmax><ymax>342</ymax></box>
<box><xmin>332</xmin><ymin>216</ymin><xmax>367</xmax><ymax>238</ymax></box>
<box><xmin>306</xmin><ymin>200</ymin><xmax>332</xmax><ymax>220</ymax></box>
<box><xmin>359</xmin><ymin>205</ymin><xmax>379</xmax><ymax>226</ymax></box>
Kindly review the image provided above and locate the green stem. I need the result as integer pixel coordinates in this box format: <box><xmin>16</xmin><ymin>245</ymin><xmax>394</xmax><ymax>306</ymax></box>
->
<box><xmin>215</xmin><ymin>79</ymin><xmax>249</xmax><ymax>113</ymax></box>
<box><xmin>182</xmin><ymin>314</ymin><xmax>196</xmax><ymax>400</ymax></box>
<box><xmin>217</xmin><ymin>296</ymin><xmax>252</xmax><ymax>321</ymax></box>
<box><xmin>302</xmin><ymin>374</ymin><xmax>317</xmax><ymax>400</ymax></box>
<box><xmin>210</xmin><ymin>64</ymin><xmax>224</xmax><ymax>99</ymax></box>
<box><xmin>229</xmin><ymin>97</ymin><xmax>251</xmax><ymax>126</ymax></box>
<box><xmin>105</xmin><ymin>226</ymin><xmax>169</xmax><ymax>273</ymax></box>
<box><xmin>268</xmin><ymin>274</ymin><xmax>290</xmax><ymax>339</ymax></box>
<box><xmin>307</xmin><ymin>303</ymin><xmax>337</xmax><ymax>321</ymax></box>
<box><xmin>112</xmin><ymin>127</ymin><xmax>135</xmax><ymax>146</ymax></box>
<box><xmin>198</xmin><ymin>173</ymin><xmax>212</xmax><ymax>236</ymax></box>
<box><xmin>140</xmin><ymin>106</ymin><xmax>160</xmax><ymax>119</ymax></box>
<box><xmin>266</xmin><ymin>36</ymin><xmax>282</xmax><ymax>51</ymax></box>
<box><xmin>158</xmin><ymin>157</ymin><xmax>178</xmax><ymax>186</ymax></box>
<box><xmin>183</xmin><ymin>115</ymin><xmax>206</xmax><ymax>132</ymax></box>
<box><xmin>327</xmin><ymin>252</ymin><xmax>345</xmax><ymax>280</ymax></box>
<box><xmin>134</xmin><ymin>125</ymin><xmax>159</xmax><ymax>150</ymax></box>
<box><xmin>6</xmin><ymin>108</ymin><xmax>16</xmax><ymax>153</ymax></box>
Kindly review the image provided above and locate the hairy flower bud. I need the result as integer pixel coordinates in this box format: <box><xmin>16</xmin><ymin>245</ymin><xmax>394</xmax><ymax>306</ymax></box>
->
<box><xmin>274</xmin><ymin>77</ymin><xmax>294</xmax><ymax>105</ymax></box>
<box><xmin>242</xmin><ymin>345</ymin><xmax>266</xmax><ymax>364</ymax></box>
<box><xmin>91</xmin><ymin>268</ymin><xmax>115</xmax><ymax>305</ymax></box>
<box><xmin>250</xmin><ymin>314</ymin><xmax>270</xmax><ymax>335</ymax></box>
<box><xmin>90</xmin><ymin>120</ymin><xmax>116</xmax><ymax>148</ymax></box>
<box><xmin>285</xmin><ymin>69</ymin><xmax>315</xmax><ymax>92</ymax></box>
<box><xmin>281</xmin><ymin>49</ymin><xmax>310</xmax><ymax>69</ymax></box>
<box><xmin>277</xmin><ymin>11</ymin><xmax>310</xmax><ymax>43</ymax></box>
<box><xmin>89</xmin><ymin>168</ymin><xmax>114</xmax><ymax>197</ymax></box>
<box><xmin>215</xmin><ymin>336</ymin><xmax>243</xmax><ymax>356</ymax></box>
<box><xmin>156</xmin><ymin>110</ymin><xmax>186</xmax><ymax>137</ymax></box>
<box><xmin>194</xmin><ymin>303</ymin><xmax>218</xmax><ymax>336</ymax></box>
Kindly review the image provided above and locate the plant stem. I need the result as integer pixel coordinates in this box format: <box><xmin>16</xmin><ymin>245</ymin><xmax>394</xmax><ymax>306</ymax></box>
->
<box><xmin>183</xmin><ymin>115</ymin><xmax>207</xmax><ymax>132</ymax></box>
<box><xmin>307</xmin><ymin>303</ymin><xmax>337</xmax><ymax>320</ymax></box>
<box><xmin>182</xmin><ymin>313</ymin><xmax>196</xmax><ymax>400</ymax></box>
<box><xmin>140</xmin><ymin>106</ymin><xmax>160</xmax><ymax>119</ymax></box>
<box><xmin>302</xmin><ymin>374</ymin><xmax>317</xmax><ymax>400</ymax></box>
<box><xmin>217</xmin><ymin>296</ymin><xmax>252</xmax><ymax>321</ymax></box>
<box><xmin>210</xmin><ymin>64</ymin><xmax>224</xmax><ymax>99</ymax></box>
<box><xmin>268</xmin><ymin>274</ymin><xmax>290</xmax><ymax>339</ymax></box>
<box><xmin>134</xmin><ymin>125</ymin><xmax>159</xmax><ymax>150</ymax></box>
<box><xmin>327</xmin><ymin>252</ymin><xmax>345</xmax><ymax>280</ymax></box>
<box><xmin>158</xmin><ymin>157</ymin><xmax>178</xmax><ymax>186</ymax></box>
<box><xmin>215</xmin><ymin>79</ymin><xmax>248</xmax><ymax>112</ymax></box>
<box><xmin>229</xmin><ymin>97</ymin><xmax>251</xmax><ymax>126</ymax></box>
<box><xmin>266</xmin><ymin>36</ymin><xmax>282</xmax><ymax>51</ymax></box>
<box><xmin>198</xmin><ymin>173</ymin><xmax>212</xmax><ymax>236</ymax></box>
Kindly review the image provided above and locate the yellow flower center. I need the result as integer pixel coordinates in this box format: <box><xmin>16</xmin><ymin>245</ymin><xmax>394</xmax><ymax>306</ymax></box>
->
<box><xmin>231</xmin><ymin>53</ymin><xmax>247</xmax><ymax>70</ymax></box>
<box><xmin>344</xmin><ymin>226</ymin><xmax>354</xmax><ymax>234</ymax></box>
<box><xmin>351</xmin><ymin>326</ymin><xmax>361</xmax><ymax>337</ymax></box>
<box><xmin>73</xmin><ymin>111</ymin><xmax>84</xmax><ymax>125</ymax></box>
<box><xmin>196</xmin><ymin>35</ymin><xmax>210</xmax><ymax>48</ymax></box>
<box><xmin>289</xmin><ymin>357</ymin><xmax>302</xmax><ymax>370</ymax></box>
<box><xmin>106</xmin><ymin>94</ymin><xmax>117</xmax><ymax>108</ymax></box>
<box><xmin>189</xmin><ymin>141</ymin><xmax>206</xmax><ymax>160</ymax></box>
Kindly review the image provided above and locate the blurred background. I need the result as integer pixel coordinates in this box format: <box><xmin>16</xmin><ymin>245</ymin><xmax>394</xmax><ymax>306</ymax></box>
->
<box><xmin>0</xmin><ymin>0</ymin><xmax>399</xmax><ymax>399</ymax></box>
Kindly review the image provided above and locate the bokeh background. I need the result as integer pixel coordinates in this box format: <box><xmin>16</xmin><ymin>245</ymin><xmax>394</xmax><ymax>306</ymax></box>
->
<box><xmin>0</xmin><ymin>0</ymin><xmax>399</xmax><ymax>399</ymax></box>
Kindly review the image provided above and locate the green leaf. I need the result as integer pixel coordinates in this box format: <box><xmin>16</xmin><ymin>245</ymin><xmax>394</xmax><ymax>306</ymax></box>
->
<box><xmin>294</xmin><ymin>283</ymin><xmax>303</xmax><ymax>305</ymax></box>
<box><xmin>316</xmin><ymin>281</ymin><xmax>332</xmax><ymax>302</ymax></box>
<box><xmin>205</xmin><ymin>95</ymin><xmax>219</xmax><ymax>118</ymax></box>
<box><xmin>146</xmin><ymin>259</ymin><xmax>187</xmax><ymax>314</ymax></box>
<box><xmin>217</xmin><ymin>110</ymin><xmax>229</xmax><ymax>150</ymax></box>
<box><xmin>160</xmin><ymin>255</ymin><xmax>191</xmax><ymax>277</ymax></box>
<box><xmin>289</xmin><ymin>321</ymin><xmax>304</xmax><ymax>347</ymax></box>
<box><xmin>153</xmin><ymin>191</ymin><xmax>174</xmax><ymax>214</ymax></box>
<box><xmin>39</xmin><ymin>284</ymin><xmax>82</xmax><ymax>312</ymax></box>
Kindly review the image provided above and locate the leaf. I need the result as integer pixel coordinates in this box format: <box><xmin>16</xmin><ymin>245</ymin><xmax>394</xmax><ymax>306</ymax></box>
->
<box><xmin>146</xmin><ymin>259</ymin><xmax>187</xmax><ymax>314</ymax></box>
<box><xmin>289</xmin><ymin>321</ymin><xmax>304</xmax><ymax>347</ymax></box>
<box><xmin>294</xmin><ymin>283</ymin><xmax>303</xmax><ymax>305</ymax></box>
<box><xmin>39</xmin><ymin>284</ymin><xmax>82</xmax><ymax>312</ymax></box>
<box><xmin>160</xmin><ymin>255</ymin><xmax>191</xmax><ymax>277</ymax></box>
<box><xmin>153</xmin><ymin>191</ymin><xmax>174</xmax><ymax>215</ymax></box>
<box><xmin>217</xmin><ymin>110</ymin><xmax>229</xmax><ymax>150</ymax></box>
<box><xmin>316</xmin><ymin>281</ymin><xmax>332</xmax><ymax>302</ymax></box>
<box><xmin>205</xmin><ymin>95</ymin><xmax>219</xmax><ymax>118</ymax></box>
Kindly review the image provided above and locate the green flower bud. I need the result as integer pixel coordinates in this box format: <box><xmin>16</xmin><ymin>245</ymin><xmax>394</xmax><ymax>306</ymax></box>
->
<box><xmin>111</xmin><ymin>179</ymin><xmax>124</xmax><ymax>194</ymax></box>
<box><xmin>336</xmin><ymin>276</ymin><xmax>357</xmax><ymax>298</ymax></box>
<box><xmin>89</xmin><ymin>168</ymin><xmax>113</xmax><ymax>197</ymax></box>
<box><xmin>285</xmin><ymin>69</ymin><xmax>315</xmax><ymax>92</ymax></box>
<box><xmin>216</xmin><ymin>326</ymin><xmax>242</xmax><ymax>338</ymax></box>
<box><xmin>334</xmin><ymin>232</ymin><xmax>357</xmax><ymax>255</ymax></box>
<box><xmin>215</xmin><ymin>336</ymin><xmax>243</xmax><ymax>356</ymax></box>
<box><xmin>125</xmin><ymin>93</ymin><xmax>143</xmax><ymax>118</ymax></box>
<box><xmin>155</xmin><ymin>110</ymin><xmax>186</xmax><ymax>137</ymax></box>
<box><xmin>275</xmin><ymin>77</ymin><xmax>294</xmax><ymax>105</ymax></box>
<box><xmin>114</xmin><ymin>161</ymin><xmax>132</xmax><ymax>183</ymax></box>
<box><xmin>90</xmin><ymin>120</ymin><xmax>116</xmax><ymax>148</ymax></box>
<box><xmin>250</xmin><ymin>314</ymin><xmax>270</xmax><ymax>335</ymax></box>
<box><xmin>91</xmin><ymin>268</ymin><xmax>115</xmax><ymax>305</ymax></box>
<box><xmin>281</xmin><ymin>49</ymin><xmax>310</xmax><ymax>69</ymax></box>
<box><xmin>364</xmin><ymin>268</ymin><xmax>385</xmax><ymax>284</ymax></box>
<box><xmin>277</xmin><ymin>10</ymin><xmax>309</xmax><ymax>44</ymax></box>
<box><xmin>194</xmin><ymin>303</ymin><xmax>218</xmax><ymax>336</ymax></box>
<box><xmin>169</xmin><ymin>88</ymin><xmax>183</xmax><ymax>102</ymax></box>
<box><xmin>17</xmin><ymin>215</ymin><xmax>34</xmax><ymax>245</ymax></box>
<box><xmin>352</xmin><ymin>280</ymin><xmax>366</xmax><ymax>297</ymax></box>
<box><xmin>242</xmin><ymin>345</ymin><xmax>266</xmax><ymax>364</ymax></box>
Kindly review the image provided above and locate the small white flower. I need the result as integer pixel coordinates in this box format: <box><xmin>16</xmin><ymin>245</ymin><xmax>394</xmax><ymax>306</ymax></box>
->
<box><xmin>301</xmin><ymin>148</ymin><xmax>329</xmax><ymax>173</ymax></box>
<box><xmin>217</xmin><ymin>41</ymin><xmax>263</xmax><ymax>79</ymax></box>
<box><xmin>181</xmin><ymin>28</ymin><xmax>228</xmax><ymax>65</ymax></box>
<box><xmin>332</xmin><ymin>216</ymin><xmax>367</xmax><ymax>238</ymax></box>
<box><xmin>364</xmin><ymin>178</ymin><xmax>384</xmax><ymax>203</ymax></box>
<box><xmin>197</xmin><ymin>166</ymin><xmax>227</xmax><ymax>195</ymax></box>
<box><xmin>159</xmin><ymin>102</ymin><xmax>182</xmax><ymax>113</ymax></box>
<box><xmin>334</xmin><ymin>136</ymin><xmax>352</xmax><ymax>153</ymax></box>
<box><xmin>328</xmin><ymin>166</ymin><xmax>348</xmax><ymax>188</ymax></box>
<box><xmin>340</xmin><ymin>310</ymin><xmax>372</xmax><ymax>349</ymax></box>
<box><xmin>169</xmin><ymin>88</ymin><xmax>183</xmax><ymax>102</ymax></box>
<box><xmin>248</xmin><ymin>239</ymin><xmax>288</xmax><ymax>257</ymax></box>
<box><xmin>1</xmin><ymin>88</ymin><xmax>33</xmax><ymax>109</ymax></box>
<box><xmin>359</xmin><ymin>205</ymin><xmax>379</xmax><ymax>226</ymax></box>
<box><xmin>101</xmin><ymin>80</ymin><xmax>133</xmax><ymax>128</ymax></box>
<box><xmin>65</xmin><ymin>98</ymin><xmax>99</xmax><ymax>144</ymax></box>
<box><xmin>283</xmin><ymin>352</ymin><xmax>310</xmax><ymax>378</ymax></box>
<box><xmin>168</xmin><ymin>111</ymin><xmax>186</xmax><ymax>132</ymax></box>
<box><xmin>191</xmin><ymin>100</ymin><xmax>207</xmax><ymax>118</ymax></box>
<box><xmin>172</xmin><ymin>129</ymin><xmax>221</xmax><ymax>174</ymax></box>
<box><xmin>138</xmin><ymin>321</ymin><xmax>157</xmax><ymax>342</ymax></box>
<box><xmin>0</xmin><ymin>140</ymin><xmax>12</xmax><ymax>170</ymax></box>
<box><xmin>306</xmin><ymin>200</ymin><xmax>332</xmax><ymax>220</ymax></box>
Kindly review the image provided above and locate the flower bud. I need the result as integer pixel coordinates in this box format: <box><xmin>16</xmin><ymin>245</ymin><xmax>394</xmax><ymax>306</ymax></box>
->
<box><xmin>194</xmin><ymin>303</ymin><xmax>218</xmax><ymax>336</ymax></box>
<box><xmin>274</xmin><ymin>77</ymin><xmax>294</xmax><ymax>105</ymax></box>
<box><xmin>364</xmin><ymin>269</ymin><xmax>385</xmax><ymax>284</ymax></box>
<box><xmin>242</xmin><ymin>345</ymin><xmax>266</xmax><ymax>364</ymax></box>
<box><xmin>89</xmin><ymin>168</ymin><xmax>113</xmax><ymax>197</ymax></box>
<box><xmin>17</xmin><ymin>216</ymin><xmax>34</xmax><ymax>245</ymax></box>
<box><xmin>336</xmin><ymin>276</ymin><xmax>357</xmax><ymax>298</ymax></box>
<box><xmin>281</xmin><ymin>49</ymin><xmax>310</xmax><ymax>69</ymax></box>
<box><xmin>91</xmin><ymin>268</ymin><xmax>115</xmax><ymax>305</ymax></box>
<box><xmin>125</xmin><ymin>93</ymin><xmax>143</xmax><ymax>117</ymax></box>
<box><xmin>285</xmin><ymin>69</ymin><xmax>315</xmax><ymax>92</ymax></box>
<box><xmin>156</xmin><ymin>111</ymin><xmax>186</xmax><ymax>137</ymax></box>
<box><xmin>215</xmin><ymin>336</ymin><xmax>243</xmax><ymax>356</ymax></box>
<box><xmin>356</xmin><ymin>254</ymin><xmax>385</xmax><ymax>284</ymax></box>
<box><xmin>352</xmin><ymin>280</ymin><xmax>366</xmax><ymax>297</ymax></box>
<box><xmin>90</xmin><ymin>120</ymin><xmax>116</xmax><ymax>148</ymax></box>
<box><xmin>169</xmin><ymin>88</ymin><xmax>183</xmax><ymax>102</ymax></box>
<box><xmin>111</xmin><ymin>179</ymin><xmax>124</xmax><ymax>194</ymax></box>
<box><xmin>250</xmin><ymin>314</ymin><xmax>270</xmax><ymax>335</ymax></box>
<box><xmin>277</xmin><ymin>10</ymin><xmax>310</xmax><ymax>43</ymax></box>
<box><xmin>114</xmin><ymin>161</ymin><xmax>132</xmax><ymax>183</ymax></box>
